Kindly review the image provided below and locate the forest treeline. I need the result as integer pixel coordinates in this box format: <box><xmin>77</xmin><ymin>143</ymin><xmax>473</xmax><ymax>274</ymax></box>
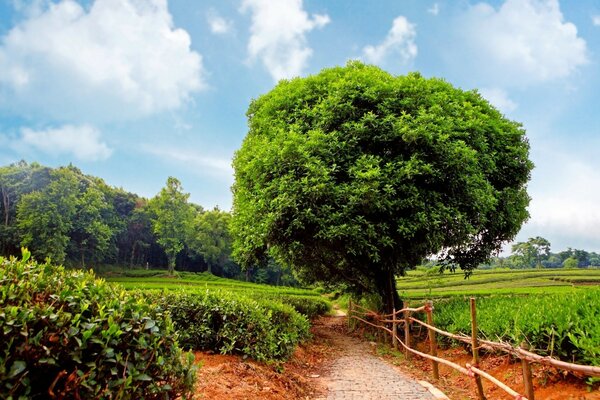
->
<box><xmin>0</xmin><ymin>161</ymin><xmax>297</xmax><ymax>285</ymax></box>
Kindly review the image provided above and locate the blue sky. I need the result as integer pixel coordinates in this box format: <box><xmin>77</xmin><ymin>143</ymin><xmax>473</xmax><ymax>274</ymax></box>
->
<box><xmin>0</xmin><ymin>0</ymin><xmax>599</xmax><ymax>253</ymax></box>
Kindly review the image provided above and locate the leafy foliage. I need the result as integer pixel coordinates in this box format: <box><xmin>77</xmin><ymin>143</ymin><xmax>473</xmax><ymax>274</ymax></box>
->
<box><xmin>147</xmin><ymin>290</ymin><xmax>310</xmax><ymax>361</ymax></box>
<box><xmin>0</xmin><ymin>250</ymin><xmax>196</xmax><ymax>399</ymax></box>
<box><xmin>232</xmin><ymin>62</ymin><xmax>533</xmax><ymax>312</ymax></box>
<box><xmin>147</xmin><ymin>177</ymin><xmax>194</xmax><ymax>274</ymax></box>
<box><xmin>433</xmin><ymin>290</ymin><xmax>600</xmax><ymax>366</ymax></box>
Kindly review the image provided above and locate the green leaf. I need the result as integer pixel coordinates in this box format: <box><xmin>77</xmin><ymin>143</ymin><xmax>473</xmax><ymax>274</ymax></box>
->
<box><xmin>9</xmin><ymin>361</ymin><xmax>26</xmax><ymax>378</ymax></box>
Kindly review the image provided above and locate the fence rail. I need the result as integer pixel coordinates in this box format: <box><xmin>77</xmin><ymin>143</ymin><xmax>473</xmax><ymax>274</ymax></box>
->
<box><xmin>348</xmin><ymin>297</ymin><xmax>600</xmax><ymax>400</ymax></box>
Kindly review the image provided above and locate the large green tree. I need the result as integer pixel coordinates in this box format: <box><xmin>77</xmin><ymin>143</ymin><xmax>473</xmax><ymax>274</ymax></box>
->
<box><xmin>148</xmin><ymin>177</ymin><xmax>193</xmax><ymax>274</ymax></box>
<box><xmin>232</xmin><ymin>62</ymin><xmax>532</xmax><ymax>312</ymax></box>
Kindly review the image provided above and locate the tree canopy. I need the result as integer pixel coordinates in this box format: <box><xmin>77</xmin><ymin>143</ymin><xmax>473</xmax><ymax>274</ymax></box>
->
<box><xmin>232</xmin><ymin>62</ymin><xmax>533</xmax><ymax>311</ymax></box>
<box><xmin>147</xmin><ymin>177</ymin><xmax>194</xmax><ymax>275</ymax></box>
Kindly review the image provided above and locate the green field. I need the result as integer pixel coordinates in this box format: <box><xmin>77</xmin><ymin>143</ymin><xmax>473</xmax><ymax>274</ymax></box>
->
<box><xmin>397</xmin><ymin>267</ymin><xmax>600</xmax><ymax>298</ymax></box>
<box><xmin>105</xmin><ymin>269</ymin><xmax>322</xmax><ymax>297</ymax></box>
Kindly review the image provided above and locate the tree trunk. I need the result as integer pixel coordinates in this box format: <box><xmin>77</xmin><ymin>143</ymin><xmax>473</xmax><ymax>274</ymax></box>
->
<box><xmin>168</xmin><ymin>254</ymin><xmax>176</xmax><ymax>275</ymax></box>
<box><xmin>374</xmin><ymin>267</ymin><xmax>402</xmax><ymax>315</ymax></box>
<box><xmin>207</xmin><ymin>263</ymin><xmax>212</xmax><ymax>274</ymax></box>
<box><xmin>80</xmin><ymin>245</ymin><xmax>85</xmax><ymax>268</ymax></box>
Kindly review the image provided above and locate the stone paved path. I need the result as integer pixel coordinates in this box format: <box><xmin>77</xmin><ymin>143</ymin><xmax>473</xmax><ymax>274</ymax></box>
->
<box><xmin>314</xmin><ymin>316</ymin><xmax>436</xmax><ymax>400</ymax></box>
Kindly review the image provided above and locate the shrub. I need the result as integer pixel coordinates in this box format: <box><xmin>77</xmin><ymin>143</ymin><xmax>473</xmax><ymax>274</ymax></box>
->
<box><xmin>148</xmin><ymin>290</ymin><xmax>310</xmax><ymax>361</ymax></box>
<box><xmin>253</xmin><ymin>294</ymin><xmax>331</xmax><ymax>319</ymax></box>
<box><xmin>0</xmin><ymin>250</ymin><xmax>196</xmax><ymax>399</ymax></box>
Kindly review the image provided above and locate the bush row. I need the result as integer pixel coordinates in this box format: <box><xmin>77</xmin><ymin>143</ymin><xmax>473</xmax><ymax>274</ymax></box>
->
<box><xmin>0</xmin><ymin>251</ymin><xmax>196</xmax><ymax>399</ymax></box>
<box><xmin>146</xmin><ymin>290</ymin><xmax>310</xmax><ymax>361</ymax></box>
<box><xmin>433</xmin><ymin>289</ymin><xmax>600</xmax><ymax>366</ymax></box>
<box><xmin>251</xmin><ymin>293</ymin><xmax>331</xmax><ymax>319</ymax></box>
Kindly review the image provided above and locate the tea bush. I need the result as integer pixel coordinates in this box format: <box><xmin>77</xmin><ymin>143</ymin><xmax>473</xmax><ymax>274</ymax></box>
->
<box><xmin>433</xmin><ymin>289</ymin><xmax>600</xmax><ymax>366</ymax></box>
<box><xmin>148</xmin><ymin>290</ymin><xmax>310</xmax><ymax>361</ymax></box>
<box><xmin>0</xmin><ymin>251</ymin><xmax>196</xmax><ymax>399</ymax></box>
<box><xmin>254</xmin><ymin>294</ymin><xmax>331</xmax><ymax>319</ymax></box>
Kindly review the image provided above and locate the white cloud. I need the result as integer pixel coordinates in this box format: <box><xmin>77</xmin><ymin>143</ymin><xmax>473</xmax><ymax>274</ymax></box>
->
<box><xmin>479</xmin><ymin>87</ymin><xmax>517</xmax><ymax>113</ymax></box>
<box><xmin>523</xmin><ymin>159</ymin><xmax>600</xmax><ymax>252</ymax></box>
<box><xmin>207</xmin><ymin>9</ymin><xmax>233</xmax><ymax>34</ymax></box>
<box><xmin>241</xmin><ymin>0</ymin><xmax>330</xmax><ymax>81</ymax></box>
<box><xmin>0</xmin><ymin>0</ymin><xmax>204</xmax><ymax>122</ymax></box>
<box><xmin>461</xmin><ymin>0</ymin><xmax>587</xmax><ymax>85</ymax></box>
<box><xmin>362</xmin><ymin>16</ymin><xmax>417</xmax><ymax>65</ymax></box>
<box><xmin>593</xmin><ymin>15</ymin><xmax>600</xmax><ymax>26</ymax></box>
<box><xmin>20</xmin><ymin>124</ymin><xmax>112</xmax><ymax>161</ymax></box>
<box><xmin>428</xmin><ymin>3</ymin><xmax>440</xmax><ymax>16</ymax></box>
<box><xmin>142</xmin><ymin>144</ymin><xmax>232</xmax><ymax>177</ymax></box>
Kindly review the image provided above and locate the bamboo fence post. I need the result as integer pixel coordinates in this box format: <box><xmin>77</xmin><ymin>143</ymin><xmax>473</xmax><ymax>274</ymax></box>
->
<box><xmin>521</xmin><ymin>342</ymin><xmax>535</xmax><ymax>400</ymax></box>
<box><xmin>348</xmin><ymin>299</ymin><xmax>352</xmax><ymax>330</ymax></box>
<box><xmin>403</xmin><ymin>301</ymin><xmax>411</xmax><ymax>359</ymax></box>
<box><xmin>392</xmin><ymin>308</ymin><xmax>398</xmax><ymax>350</ymax></box>
<box><xmin>470</xmin><ymin>297</ymin><xmax>486</xmax><ymax>400</ymax></box>
<box><xmin>426</xmin><ymin>300</ymin><xmax>439</xmax><ymax>380</ymax></box>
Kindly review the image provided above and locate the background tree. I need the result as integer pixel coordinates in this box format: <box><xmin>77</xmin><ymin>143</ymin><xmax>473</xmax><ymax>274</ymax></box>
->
<box><xmin>511</xmin><ymin>236</ymin><xmax>551</xmax><ymax>268</ymax></box>
<box><xmin>232</xmin><ymin>62</ymin><xmax>532</xmax><ymax>312</ymax></box>
<box><xmin>69</xmin><ymin>186</ymin><xmax>113</xmax><ymax>267</ymax></box>
<box><xmin>188</xmin><ymin>208</ymin><xmax>232</xmax><ymax>274</ymax></box>
<box><xmin>148</xmin><ymin>177</ymin><xmax>193</xmax><ymax>274</ymax></box>
<box><xmin>0</xmin><ymin>161</ymin><xmax>51</xmax><ymax>255</ymax></box>
<box><xmin>563</xmin><ymin>256</ymin><xmax>578</xmax><ymax>269</ymax></box>
<box><xmin>17</xmin><ymin>169</ymin><xmax>79</xmax><ymax>264</ymax></box>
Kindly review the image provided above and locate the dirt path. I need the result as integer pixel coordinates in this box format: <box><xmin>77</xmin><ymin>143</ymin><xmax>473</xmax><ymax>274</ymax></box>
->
<box><xmin>313</xmin><ymin>316</ymin><xmax>440</xmax><ymax>400</ymax></box>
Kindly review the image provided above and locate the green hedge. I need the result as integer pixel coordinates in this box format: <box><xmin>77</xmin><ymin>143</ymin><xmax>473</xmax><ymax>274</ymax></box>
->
<box><xmin>0</xmin><ymin>251</ymin><xmax>196</xmax><ymax>399</ymax></box>
<box><xmin>252</xmin><ymin>294</ymin><xmax>331</xmax><ymax>319</ymax></box>
<box><xmin>148</xmin><ymin>290</ymin><xmax>310</xmax><ymax>361</ymax></box>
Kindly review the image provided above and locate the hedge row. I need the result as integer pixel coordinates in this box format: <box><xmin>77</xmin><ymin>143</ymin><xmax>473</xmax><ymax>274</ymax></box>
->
<box><xmin>0</xmin><ymin>251</ymin><xmax>196</xmax><ymax>399</ymax></box>
<box><xmin>147</xmin><ymin>291</ymin><xmax>310</xmax><ymax>361</ymax></box>
<box><xmin>251</xmin><ymin>294</ymin><xmax>331</xmax><ymax>319</ymax></box>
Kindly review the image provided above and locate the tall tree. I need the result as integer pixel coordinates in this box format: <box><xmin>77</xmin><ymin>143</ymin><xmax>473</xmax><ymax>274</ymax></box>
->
<box><xmin>232</xmin><ymin>62</ymin><xmax>532</xmax><ymax>312</ymax></box>
<box><xmin>17</xmin><ymin>169</ymin><xmax>79</xmax><ymax>264</ymax></box>
<box><xmin>511</xmin><ymin>236</ymin><xmax>551</xmax><ymax>268</ymax></box>
<box><xmin>69</xmin><ymin>186</ymin><xmax>113</xmax><ymax>267</ymax></box>
<box><xmin>148</xmin><ymin>177</ymin><xmax>193</xmax><ymax>274</ymax></box>
<box><xmin>0</xmin><ymin>161</ymin><xmax>51</xmax><ymax>256</ymax></box>
<box><xmin>189</xmin><ymin>208</ymin><xmax>232</xmax><ymax>274</ymax></box>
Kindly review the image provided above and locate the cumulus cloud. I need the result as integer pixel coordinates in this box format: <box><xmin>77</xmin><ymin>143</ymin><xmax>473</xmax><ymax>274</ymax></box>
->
<box><xmin>0</xmin><ymin>0</ymin><xmax>204</xmax><ymax>122</ymax></box>
<box><xmin>460</xmin><ymin>0</ymin><xmax>587</xmax><ymax>85</ymax></box>
<box><xmin>520</xmin><ymin>154</ymin><xmax>600</xmax><ymax>252</ymax></box>
<box><xmin>19</xmin><ymin>124</ymin><xmax>112</xmax><ymax>161</ymax></box>
<box><xmin>207</xmin><ymin>9</ymin><xmax>233</xmax><ymax>34</ymax></box>
<box><xmin>479</xmin><ymin>87</ymin><xmax>517</xmax><ymax>113</ymax></box>
<box><xmin>363</xmin><ymin>16</ymin><xmax>417</xmax><ymax>65</ymax></box>
<box><xmin>241</xmin><ymin>0</ymin><xmax>330</xmax><ymax>81</ymax></box>
<box><xmin>593</xmin><ymin>15</ymin><xmax>600</xmax><ymax>26</ymax></box>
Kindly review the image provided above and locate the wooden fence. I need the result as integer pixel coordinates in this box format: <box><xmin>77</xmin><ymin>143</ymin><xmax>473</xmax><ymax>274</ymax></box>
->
<box><xmin>348</xmin><ymin>298</ymin><xmax>600</xmax><ymax>400</ymax></box>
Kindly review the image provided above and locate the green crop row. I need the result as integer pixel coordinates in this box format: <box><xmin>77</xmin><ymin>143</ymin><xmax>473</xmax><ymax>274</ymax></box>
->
<box><xmin>431</xmin><ymin>290</ymin><xmax>600</xmax><ymax>366</ymax></box>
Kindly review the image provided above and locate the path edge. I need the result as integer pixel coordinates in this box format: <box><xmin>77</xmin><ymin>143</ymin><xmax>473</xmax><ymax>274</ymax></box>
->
<box><xmin>418</xmin><ymin>380</ymin><xmax>450</xmax><ymax>400</ymax></box>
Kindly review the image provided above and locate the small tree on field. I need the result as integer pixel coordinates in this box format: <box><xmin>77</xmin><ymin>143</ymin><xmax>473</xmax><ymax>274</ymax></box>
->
<box><xmin>231</xmin><ymin>62</ymin><xmax>532</xmax><ymax>313</ymax></box>
<box><xmin>148</xmin><ymin>177</ymin><xmax>193</xmax><ymax>274</ymax></box>
<box><xmin>562</xmin><ymin>256</ymin><xmax>578</xmax><ymax>269</ymax></box>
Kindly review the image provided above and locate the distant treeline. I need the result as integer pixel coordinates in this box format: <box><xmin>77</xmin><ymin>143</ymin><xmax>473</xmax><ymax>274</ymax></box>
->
<box><xmin>487</xmin><ymin>236</ymin><xmax>600</xmax><ymax>269</ymax></box>
<box><xmin>0</xmin><ymin>161</ymin><xmax>298</xmax><ymax>285</ymax></box>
